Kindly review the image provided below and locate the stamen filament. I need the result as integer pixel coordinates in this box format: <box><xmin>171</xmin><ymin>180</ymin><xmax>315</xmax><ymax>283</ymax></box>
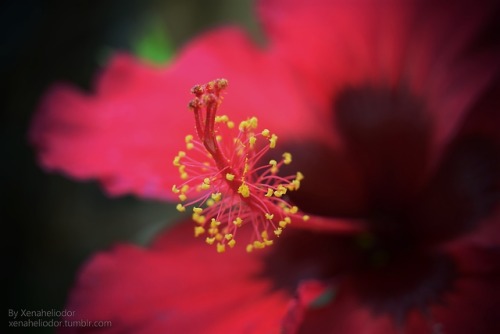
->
<box><xmin>174</xmin><ymin>79</ymin><xmax>317</xmax><ymax>252</ymax></box>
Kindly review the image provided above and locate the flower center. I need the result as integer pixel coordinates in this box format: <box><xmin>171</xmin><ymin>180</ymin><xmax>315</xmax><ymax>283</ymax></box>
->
<box><xmin>172</xmin><ymin>79</ymin><xmax>309</xmax><ymax>253</ymax></box>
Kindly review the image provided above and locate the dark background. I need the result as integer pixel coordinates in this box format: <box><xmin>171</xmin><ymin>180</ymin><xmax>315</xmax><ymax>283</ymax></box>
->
<box><xmin>3</xmin><ymin>0</ymin><xmax>258</xmax><ymax>332</ymax></box>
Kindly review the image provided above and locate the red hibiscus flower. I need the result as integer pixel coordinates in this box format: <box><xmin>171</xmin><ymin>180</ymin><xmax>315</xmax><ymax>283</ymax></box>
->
<box><xmin>30</xmin><ymin>0</ymin><xmax>500</xmax><ymax>333</ymax></box>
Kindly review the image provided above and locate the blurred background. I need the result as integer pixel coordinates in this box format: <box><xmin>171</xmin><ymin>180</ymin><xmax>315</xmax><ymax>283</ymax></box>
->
<box><xmin>3</xmin><ymin>0</ymin><xmax>259</xmax><ymax>332</ymax></box>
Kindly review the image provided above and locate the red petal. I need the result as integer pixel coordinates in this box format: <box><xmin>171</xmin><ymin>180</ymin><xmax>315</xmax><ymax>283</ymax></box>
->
<box><xmin>282</xmin><ymin>280</ymin><xmax>333</xmax><ymax>334</ymax></box>
<box><xmin>61</xmin><ymin>222</ymin><xmax>290</xmax><ymax>333</ymax></box>
<box><xmin>408</xmin><ymin>245</ymin><xmax>500</xmax><ymax>334</ymax></box>
<box><xmin>281</xmin><ymin>140</ymin><xmax>368</xmax><ymax>217</ymax></box>
<box><xmin>297</xmin><ymin>290</ymin><xmax>397</xmax><ymax>334</ymax></box>
<box><xmin>457</xmin><ymin>209</ymin><xmax>500</xmax><ymax>248</ymax></box>
<box><xmin>411</xmin><ymin>135</ymin><xmax>499</xmax><ymax>244</ymax></box>
<box><xmin>30</xmin><ymin>27</ymin><xmax>314</xmax><ymax>200</ymax></box>
<box><xmin>258</xmin><ymin>0</ymin><xmax>500</xmax><ymax>166</ymax></box>
<box><xmin>295</xmin><ymin>244</ymin><xmax>500</xmax><ymax>334</ymax></box>
<box><xmin>456</xmin><ymin>77</ymin><xmax>500</xmax><ymax>146</ymax></box>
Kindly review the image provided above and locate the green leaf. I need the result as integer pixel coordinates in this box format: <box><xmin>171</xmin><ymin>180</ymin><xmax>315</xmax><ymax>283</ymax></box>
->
<box><xmin>309</xmin><ymin>287</ymin><xmax>336</xmax><ymax>309</ymax></box>
<box><xmin>132</xmin><ymin>16</ymin><xmax>174</xmax><ymax>65</ymax></box>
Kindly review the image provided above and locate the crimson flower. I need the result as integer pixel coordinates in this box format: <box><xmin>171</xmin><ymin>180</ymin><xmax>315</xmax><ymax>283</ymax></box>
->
<box><xmin>30</xmin><ymin>0</ymin><xmax>500</xmax><ymax>333</ymax></box>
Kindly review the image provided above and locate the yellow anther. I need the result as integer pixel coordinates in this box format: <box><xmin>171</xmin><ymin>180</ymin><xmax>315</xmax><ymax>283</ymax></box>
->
<box><xmin>233</xmin><ymin>217</ymin><xmax>243</xmax><ymax>227</ymax></box>
<box><xmin>206</xmin><ymin>237</ymin><xmax>215</xmax><ymax>245</ymax></box>
<box><xmin>217</xmin><ymin>243</ymin><xmax>226</xmax><ymax>253</ymax></box>
<box><xmin>178</xmin><ymin>151</ymin><xmax>186</xmax><ymax>158</ymax></box>
<box><xmin>265</xmin><ymin>188</ymin><xmax>273</xmax><ymax>197</ymax></box>
<box><xmin>253</xmin><ymin>241</ymin><xmax>266</xmax><ymax>249</ymax></box>
<box><xmin>269</xmin><ymin>159</ymin><xmax>278</xmax><ymax>174</ymax></box>
<box><xmin>274</xmin><ymin>228</ymin><xmax>283</xmax><ymax>236</ymax></box>
<box><xmin>203</xmin><ymin>177</ymin><xmax>211</xmax><ymax>185</ymax></box>
<box><xmin>228</xmin><ymin>239</ymin><xmax>236</xmax><ymax>248</ymax></box>
<box><xmin>289</xmin><ymin>206</ymin><xmax>299</xmax><ymax>214</ymax></box>
<box><xmin>278</xmin><ymin>217</ymin><xmax>292</xmax><ymax>228</ymax></box>
<box><xmin>206</xmin><ymin>199</ymin><xmax>215</xmax><ymax>207</ymax></box>
<box><xmin>264</xmin><ymin>239</ymin><xmax>274</xmax><ymax>246</ymax></box>
<box><xmin>194</xmin><ymin>226</ymin><xmax>205</xmax><ymax>237</ymax></box>
<box><xmin>227</xmin><ymin>121</ymin><xmax>235</xmax><ymax>129</ymax></box>
<box><xmin>224</xmin><ymin>234</ymin><xmax>233</xmax><ymax>240</ymax></box>
<box><xmin>303</xmin><ymin>215</ymin><xmax>310</xmax><ymax>221</ymax></box>
<box><xmin>192</xmin><ymin>213</ymin><xmax>206</xmax><ymax>224</ymax></box>
<box><xmin>238</xmin><ymin>183</ymin><xmax>250</xmax><ymax>198</ymax></box>
<box><xmin>215</xmin><ymin>115</ymin><xmax>229</xmax><ymax>123</ymax></box>
<box><xmin>172</xmin><ymin>185</ymin><xmax>180</xmax><ymax>193</ymax></box>
<box><xmin>181</xmin><ymin>172</ymin><xmax>188</xmax><ymax>180</ymax></box>
<box><xmin>201</xmin><ymin>183</ymin><xmax>210</xmax><ymax>190</ymax></box>
<box><xmin>261</xmin><ymin>231</ymin><xmax>270</xmax><ymax>239</ymax></box>
<box><xmin>277</xmin><ymin>185</ymin><xmax>288</xmax><ymax>195</ymax></box>
<box><xmin>274</xmin><ymin>190</ymin><xmax>283</xmax><ymax>198</ymax></box>
<box><xmin>210</xmin><ymin>218</ymin><xmax>221</xmax><ymax>228</ymax></box>
<box><xmin>289</xmin><ymin>179</ymin><xmax>300</xmax><ymax>190</ymax></box>
<box><xmin>296</xmin><ymin>171</ymin><xmax>304</xmax><ymax>181</ymax></box>
<box><xmin>261</xmin><ymin>129</ymin><xmax>270</xmax><ymax>137</ymax></box>
<box><xmin>173</xmin><ymin>156</ymin><xmax>181</xmax><ymax>167</ymax></box>
<box><xmin>176</xmin><ymin>204</ymin><xmax>186</xmax><ymax>212</ymax></box>
<box><xmin>248</xmin><ymin>117</ymin><xmax>258</xmax><ymax>129</ymax></box>
<box><xmin>265</xmin><ymin>213</ymin><xmax>274</xmax><ymax>220</ymax></box>
<box><xmin>282</xmin><ymin>152</ymin><xmax>292</xmax><ymax>165</ymax></box>
<box><xmin>181</xmin><ymin>185</ymin><xmax>189</xmax><ymax>193</ymax></box>
<box><xmin>178</xmin><ymin>194</ymin><xmax>187</xmax><ymax>202</ymax></box>
<box><xmin>215</xmin><ymin>233</ymin><xmax>223</xmax><ymax>241</ymax></box>
<box><xmin>216</xmin><ymin>135</ymin><xmax>222</xmax><ymax>142</ymax></box>
<box><xmin>226</xmin><ymin>173</ymin><xmax>235</xmax><ymax>181</ymax></box>
<box><xmin>239</xmin><ymin>120</ymin><xmax>249</xmax><ymax>131</ymax></box>
<box><xmin>193</xmin><ymin>207</ymin><xmax>203</xmax><ymax>214</ymax></box>
<box><xmin>209</xmin><ymin>227</ymin><xmax>219</xmax><ymax>235</ymax></box>
<box><xmin>246</xmin><ymin>244</ymin><xmax>254</xmax><ymax>253</ymax></box>
<box><xmin>184</xmin><ymin>135</ymin><xmax>194</xmax><ymax>149</ymax></box>
<box><xmin>249</xmin><ymin>136</ymin><xmax>257</xmax><ymax>148</ymax></box>
<box><xmin>211</xmin><ymin>192</ymin><xmax>222</xmax><ymax>202</ymax></box>
<box><xmin>239</xmin><ymin>117</ymin><xmax>258</xmax><ymax>131</ymax></box>
<box><xmin>269</xmin><ymin>134</ymin><xmax>278</xmax><ymax>148</ymax></box>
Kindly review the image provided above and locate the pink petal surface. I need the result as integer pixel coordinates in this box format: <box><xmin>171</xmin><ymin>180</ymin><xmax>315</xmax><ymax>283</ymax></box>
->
<box><xmin>258</xmin><ymin>0</ymin><xmax>500</xmax><ymax>167</ymax></box>
<box><xmin>281</xmin><ymin>280</ymin><xmax>333</xmax><ymax>334</ymax></box>
<box><xmin>297</xmin><ymin>290</ymin><xmax>397</xmax><ymax>334</ymax></box>
<box><xmin>410</xmin><ymin>244</ymin><xmax>500</xmax><ymax>334</ymax></box>
<box><xmin>62</xmin><ymin>222</ymin><xmax>291</xmax><ymax>334</ymax></box>
<box><xmin>296</xmin><ymin>245</ymin><xmax>500</xmax><ymax>334</ymax></box>
<box><xmin>30</xmin><ymin>28</ymin><xmax>315</xmax><ymax>200</ymax></box>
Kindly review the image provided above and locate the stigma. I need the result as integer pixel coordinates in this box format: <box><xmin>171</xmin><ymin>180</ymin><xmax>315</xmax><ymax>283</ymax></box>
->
<box><xmin>172</xmin><ymin>79</ymin><xmax>307</xmax><ymax>253</ymax></box>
